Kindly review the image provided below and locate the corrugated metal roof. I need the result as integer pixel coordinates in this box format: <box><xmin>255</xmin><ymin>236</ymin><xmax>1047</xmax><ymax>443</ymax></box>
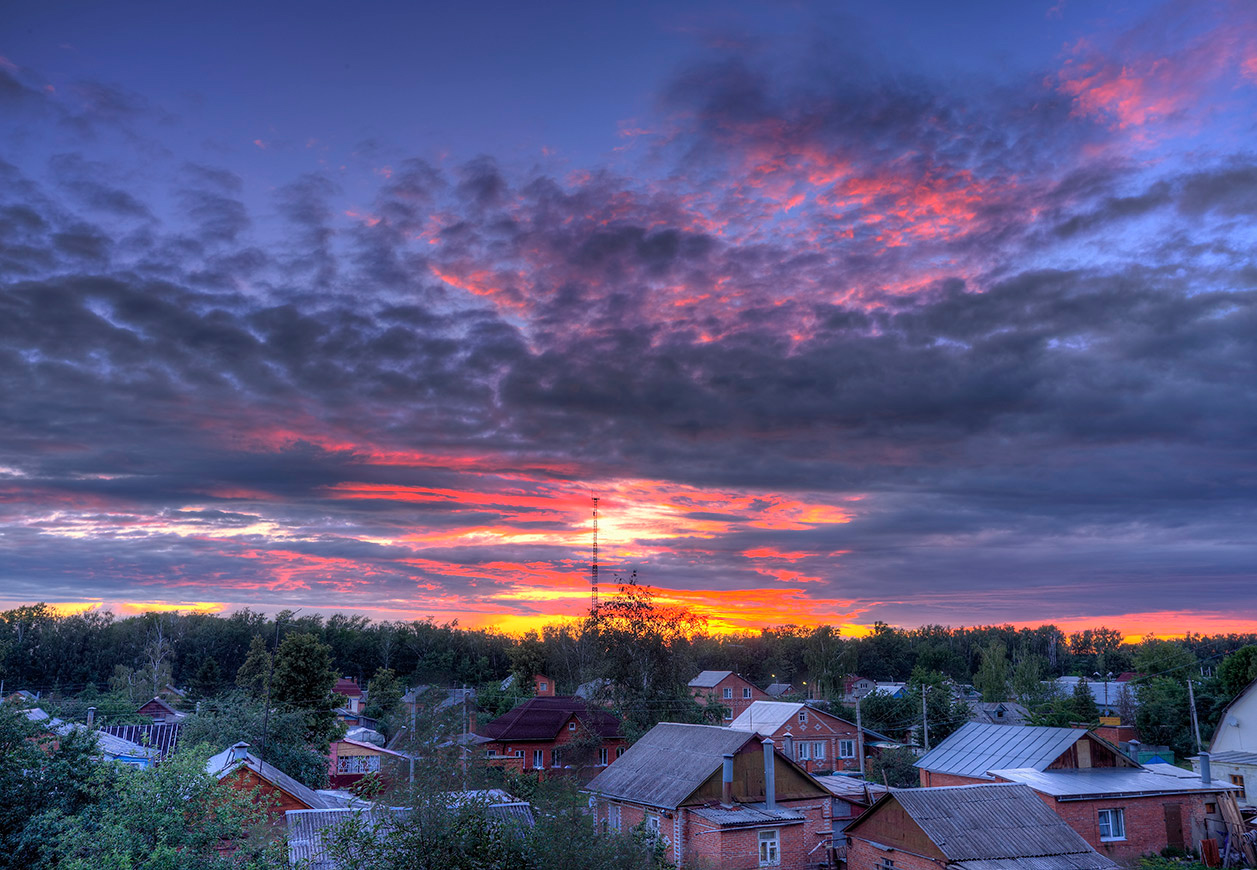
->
<box><xmin>954</xmin><ymin>856</ymin><xmax>1118</xmax><ymax>870</ymax></box>
<box><xmin>1208</xmin><ymin>750</ymin><xmax>1257</xmax><ymax>766</ymax></box>
<box><xmin>98</xmin><ymin>722</ymin><xmax>182</xmax><ymax>760</ymax></box>
<box><xmin>475</xmin><ymin>696</ymin><xmax>621</xmax><ymax>742</ymax></box>
<box><xmin>728</xmin><ymin>700</ymin><xmax>893</xmax><ymax>743</ymax></box>
<box><xmin>813</xmin><ymin>774</ymin><xmax>888</xmax><ymax>802</ymax></box>
<box><xmin>584</xmin><ymin>722</ymin><xmax>757</xmax><ymax>809</ymax></box>
<box><xmin>688</xmin><ymin>670</ymin><xmax>734</xmax><ymax>688</ymax></box>
<box><xmin>690</xmin><ymin>802</ymin><xmax>806</xmax><ymax>827</ymax></box>
<box><xmin>886</xmin><ymin>783</ymin><xmax>1115</xmax><ymax>866</ymax></box>
<box><xmin>765</xmin><ymin>683</ymin><xmax>792</xmax><ymax>698</ymax></box>
<box><xmin>286</xmin><ymin>807</ymin><xmax>409</xmax><ymax>869</ymax></box>
<box><xmin>915</xmin><ymin>722</ymin><xmax>1088</xmax><ymax>779</ymax></box>
<box><xmin>989</xmin><ymin>767</ymin><xmax>1241</xmax><ymax>798</ymax></box>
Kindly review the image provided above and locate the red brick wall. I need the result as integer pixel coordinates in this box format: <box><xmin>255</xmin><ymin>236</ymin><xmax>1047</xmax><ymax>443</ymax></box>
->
<box><xmin>773</xmin><ymin>710</ymin><xmax>865</xmax><ymax>773</ymax></box>
<box><xmin>1046</xmin><ymin>793</ymin><xmax>1207</xmax><ymax>863</ymax></box>
<box><xmin>485</xmin><ymin>725</ymin><xmax>627</xmax><ymax>777</ymax></box>
<box><xmin>693</xmin><ymin>674</ymin><xmax>771</xmax><ymax>721</ymax></box>
<box><xmin>919</xmin><ymin>769</ymin><xmax>989</xmax><ymax>788</ymax></box>
<box><xmin>847</xmin><ymin>837</ymin><xmax>941</xmax><ymax>870</ymax></box>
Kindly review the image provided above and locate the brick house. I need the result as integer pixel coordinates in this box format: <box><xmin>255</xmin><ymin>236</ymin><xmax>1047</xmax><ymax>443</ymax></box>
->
<box><xmin>136</xmin><ymin>696</ymin><xmax>186</xmax><ymax>723</ymax></box>
<box><xmin>987</xmin><ymin>766</ymin><xmax>1238</xmax><ymax>863</ymax></box>
<box><xmin>689</xmin><ymin>671</ymin><xmax>770</xmax><ymax>721</ymax></box>
<box><xmin>845</xmin><ymin>783</ymin><xmax>1116</xmax><ymax>870</ymax></box>
<box><xmin>327</xmin><ymin>737</ymin><xmax>409</xmax><ymax>789</ymax></box>
<box><xmin>472</xmin><ymin>695</ymin><xmax>625</xmax><ymax>778</ymax></box>
<box><xmin>333</xmin><ymin>676</ymin><xmax>364</xmax><ymax>713</ymax></box>
<box><xmin>917</xmin><ymin>722</ymin><xmax>1238</xmax><ymax>860</ymax></box>
<box><xmin>729</xmin><ymin>701</ymin><xmax>890</xmax><ymax>774</ymax></box>
<box><xmin>206</xmin><ymin>742</ymin><xmax>338</xmax><ymax>823</ymax></box>
<box><xmin>840</xmin><ymin>676</ymin><xmax>876</xmax><ymax>704</ymax></box>
<box><xmin>585</xmin><ymin>722</ymin><xmax>835</xmax><ymax>869</ymax></box>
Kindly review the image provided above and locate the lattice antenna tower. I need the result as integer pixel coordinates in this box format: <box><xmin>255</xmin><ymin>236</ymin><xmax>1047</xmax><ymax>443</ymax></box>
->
<box><xmin>590</xmin><ymin>495</ymin><xmax>600</xmax><ymax>613</ymax></box>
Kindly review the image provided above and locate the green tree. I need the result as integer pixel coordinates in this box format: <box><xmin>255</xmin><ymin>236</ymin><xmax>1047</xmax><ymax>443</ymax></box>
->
<box><xmin>272</xmin><ymin>631</ymin><xmax>339</xmax><ymax>746</ymax></box>
<box><xmin>1135</xmin><ymin>678</ymin><xmax>1193</xmax><ymax>758</ymax></box>
<box><xmin>235</xmin><ymin>635</ymin><xmax>272</xmax><ymax>697</ymax></box>
<box><xmin>867</xmin><ymin>746</ymin><xmax>919</xmax><ymax>788</ymax></box>
<box><xmin>38</xmin><ymin>746</ymin><xmax>281</xmax><ymax>869</ymax></box>
<box><xmin>1217</xmin><ymin>645</ymin><xmax>1257</xmax><ymax>699</ymax></box>
<box><xmin>188</xmin><ymin>656</ymin><xmax>225</xmax><ymax>702</ymax></box>
<box><xmin>1011</xmin><ymin>654</ymin><xmax>1050</xmax><ymax>706</ymax></box>
<box><xmin>364</xmin><ymin>666</ymin><xmax>405</xmax><ymax>735</ymax></box>
<box><xmin>973</xmin><ymin>641</ymin><xmax>1011</xmax><ymax>702</ymax></box>
<box><xmin>1071</xmin><ymin>678</ymin><xmax>1100</xmax><ymax>724</ymax></box>
<box><xmin>1132</xmin><ymin>638</ymin><xmax>1196</xmax><ymax>677</ymax></box>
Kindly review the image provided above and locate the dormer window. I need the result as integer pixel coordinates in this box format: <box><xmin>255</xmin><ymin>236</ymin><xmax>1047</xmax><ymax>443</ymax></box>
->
<box><xmin>569</xmin><ymin>722</ymin><xmax>577</xmax><ymax>731</ymax></box>
<box><xmin>798</xmin><ymin>710</ymin><xmax>808</xmax><ymax>725</ymax></box>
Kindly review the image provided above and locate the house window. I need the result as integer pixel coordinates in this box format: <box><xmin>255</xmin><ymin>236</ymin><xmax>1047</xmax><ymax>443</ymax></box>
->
<box><xmin>758</xmin><ymin>829</ymin><xmax>780</xmax><ymax>866</ymax></box>
<box><xmin>838</xmin><ymin>739</ymin><xmax>856</xmax><ymax>758</ymax></box>
<box><xmin>616</xmin><ymin>746</ymin><xmax>625</xmax><ymax>758</ymax></box>
<box><xmin>1230</xmin><ymin>774</ymin><xmax>1246</xmax><ymax>790</ymax></box>
<box><xmin>1098</xmin><ymin>808</ymin><xmax>1126</xmax><ymax>841</ymax></box>
<box><xmin>724</xmin><ymin>688</ymin><xmax>733</xmax><ymax>700</ymax></box>
<box><xmin>551</xmin><ymin>748</ymin><xmax>562</xmax><ymax>768</ymax></box>
<box><xmin>645</xmin><ymin>814</ymin><xmax>661</xmax><ymax>838</ymax></box>
<box><xmin>336</xmin><ymin>755</ymin><xmax>381</xmax><ymax>774</ymax></box>
<box><xmin>797</xmin><ymin>741</ymin><xmax>810</xmax><ymax>760</ymax></box>
<box><xmin>539</xmin><ymin>681</ymin><xmax>547</xmax><ymax>692</ymax></box>
<box><xmin>514</xmin><ymin>750</ymin><xmax>523</xmax><ymax>758</ymax></box>
<box><xmin>608</xmin><ymin>803</ymin><xmax>621</xmax><ymax>832</ymax></box>
<box><xmin>532</xmin><ymin>749</ymin><xmax>543</xmax><ymax>769</ymax></box>
<box><xmin>877</xmin><ymin>859</ymin><xmax>895</xmax><ymax>870</ymax></box>
<box><xmin>743</xmin><ymin>687</ymin><xmax>752</xmax><ymax>699</ymax></box>
<box><xmin>1205</xmin><ymin>802</ymin><xmax>1217</xmax><ymax>814</ymax></box>
<box><xmin>813</xmin><ymin>741</ymin><xmax>825</xmax><ymax>760</ymax></box>
<box><xmin>569</xmin><ymin>722</ymin><xmax>577</xmax><ymax>731</ymax></box>
<box><xmin>798</xmin><ymin>710</ymin><xmax>807</xmax><ymax>725</ymax></box>
<box><xmin>599</xmin><ymin>747</ymin><xmax>608</xmax><ymax>765</ymax></box>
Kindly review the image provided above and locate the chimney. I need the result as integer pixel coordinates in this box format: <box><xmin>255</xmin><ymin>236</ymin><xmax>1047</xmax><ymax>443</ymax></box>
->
<box><xmin>763</xmin><ymin>738</ymin><xmax>776</xmax><ymax>811</ymax></box>
<box><xmin>722</xmin><ymin>753</ymin><xmax>734</xmax><ymax>806</ymax></box>
<box><xmin>230</xmin><ymin>741</ymin><xmax>250</xmax><ymax>763</ymax></box>
<box><xmin>1199</xmin><ymin>751</ymin><xmax>1211</xmax><ymax>785</ymax></box>
<box><xmin>86</xmin><ymin>706</ymin><xmax>95</xmax><ymax>728</ymax></box>
<box><xmin>782</xmin><ymin>731</ymin><xmax>794</xmax><ymax>761</ymax></box>
<box><xmin>1126</xmin><ymin>739</ymin><xmax>1141</xmax><ymax>764</ymax></box>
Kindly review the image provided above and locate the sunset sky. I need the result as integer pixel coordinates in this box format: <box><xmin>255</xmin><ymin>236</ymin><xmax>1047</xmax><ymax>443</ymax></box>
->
<box><xmin>2</xmin><ymin>0</ymin><xmax>1256</xmax><ymax>636</ymax></box>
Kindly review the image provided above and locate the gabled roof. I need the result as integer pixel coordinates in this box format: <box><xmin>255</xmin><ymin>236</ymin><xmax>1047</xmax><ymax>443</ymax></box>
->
<box><xmin>584</xmin><ymin>722</ymin><xmax>760</xmax><ymax>809</ymax></box>
<box><xmin>138</xmin><ymin>696</ymin><xmax>185</xmax><ymax>718</ymax></box>
<box><xmin>729</xmin><ymin>701</ymin><xmax>893</xmax><ymax>743</ymax></box>
<box><xmin>475</xmin><ymin>696</ymin><xmax>620</xmax><ymax>742</ymax></box>
<box><xmin>849</xmin><ymin>784</ymin><xmax>1116</xmax><ymax>869</ymax></box>
<box><xmin>332</xmin><ymin>677</ymin><xmax>362</xmax><ymax>697</ymax></box>
<box><xmin>24</xmin><ymin>708</ymin><xmax>156</xmax><ymax>762</ymax></box>
<box><xmin>813</xmin><ymin>774</ymin><xmax>887</xmax><ymax>803</ymax></box>
<box><xmin>286</xmin><ymin>807</ymin><xmax>410</xmax><ymax>869</ymax></box>
<box><xmin>764</xmin><ymin>683</ymin><xmax>793</xmax><ymax>698</ymax></box>
<box><xmin>207</xmin><ymin>743</ymin><xmax>335</xmax><ymax>810</ymax></box>
<box><xmin>333</xmin><ymin>737</ymin><xmax>407</xmax><ymax>758</ymax></box>
<box><xmin>688</xmin><ymin>670</ymin><xmax>735</xmax><ymax>688</ymax></box>
<box><xmin>916</xmin><ymin>722</ymin><xmax>1098</xmax><ymax>779</ymax></box>
<box><xmin>1208</xmin><ymin>675</ymin><xmax>1257</xmax><ymax>753</ymax></box>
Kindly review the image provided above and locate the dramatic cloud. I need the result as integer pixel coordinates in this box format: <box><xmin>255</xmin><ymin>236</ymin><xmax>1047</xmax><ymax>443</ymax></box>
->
<box><xmin>1</xmin><ymin>0</ymin><xmax>1255</xmax><ymax>634</ymax></box>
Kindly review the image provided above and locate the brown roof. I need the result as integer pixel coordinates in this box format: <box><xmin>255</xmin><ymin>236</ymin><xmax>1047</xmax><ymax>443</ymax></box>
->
<box><xmin>476</xmin><ymin>696</ymin><xmax>621</xmax><ymax>742</ymax></box>
<box><xmin>332</xmin><ymin>677</ymin><xmax>361</xmax><ymax>698</ymax></box>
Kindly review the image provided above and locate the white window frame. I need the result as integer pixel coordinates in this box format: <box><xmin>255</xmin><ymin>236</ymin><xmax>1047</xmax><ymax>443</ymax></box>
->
<box><xmin>616</xmin><ymin>746</ymin><xmax>625</xmax><ymax>758</ymax></box>
<box><xmin>743</xmin><ymin>687</ymin><xmax>752</xmax><ymax>699</ymax></box>
<box><xmin>538</xmin><ymin>681</ymin><xmax>547</xmax><ymax>692</ymax></box>
<box><xmin>813</xmin><ymin>741</ymin><xmax>825</xmax><ymax>760</ymax></box>
<box><xmin>878</xmin><ymin>859</ymin><xmax>895</xmax><ymax>870</ymax></box>
<box><xmin>798</xmin><ymin>710</ymin><xmax>807</xmax><ymax>725</ymax></box>
<box><xmin>723</xmin><ymin>687</ymin><xmax>733</xmax><ymax>699</ymax></box>
<box><xmin>551</xmin><ymin>748</ymin><xmax>562</xmax><ymax>768</ymax></box>
<box><xmin>1098</xmin><ymin>808</ymin><xmax>1126</xmax><ymax>841</ymax></box>
<box><xmin>569</xmin><ymin>721</ymin><xmax>577</xmax><ymax>731</ymax></box>
<box><xmin>532</xmin><ymin>749</ymin><xmax>543</xmax><ymax>769</ymax></box>
<box><xmin>796</xmin><ymin>741</ymin><xmax>810</xmax><ymax>760</ymax></box>
<box><xmin>838</xmin><ymin>739</ymin><xmax>856</xmax><ymax>758</ymax></box>
<box><xmin>599</xmin><ymin>747</ymin><xmax>608</xmax><ymax>765</ymax></box>
<box><xmin>758</xmin><ymin>828</ymin><xmax>780</xmax><ymax>866</ymax></box>
<box><xmin>645</xmin><ymin>813</ymin><xmax>661</xmax><ymax>838</ymax></box>
<box><xmin>608</xmin><ymin>803</ymin><xmax>621</xmax><ymax>832</ymax></box>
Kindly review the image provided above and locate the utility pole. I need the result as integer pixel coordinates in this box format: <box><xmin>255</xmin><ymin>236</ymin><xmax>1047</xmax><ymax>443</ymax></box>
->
<box><xmin>922</xmin><ymin>688</ymin><xmax>930</xmax><ymax>752</ymax></box>
<box><xmin>1187</xmin><ymin>678</ymin><xmax>1202</xmax><ymax>753</ymax></box>
<box><xmin>259</xmin><ymin>608</ymin><xmax>299</xmax><ymax>768</ymax></box>
<box><xmin>855</xmin><ymin>696</ymin><xmax>865</xmax><ymax>776</ymax></box>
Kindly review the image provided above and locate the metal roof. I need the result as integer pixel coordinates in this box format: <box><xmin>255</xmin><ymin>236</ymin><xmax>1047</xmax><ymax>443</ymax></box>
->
<box><xmin>953</xmin><ymin>857</ymin><xmax>1120</xmax><ymax>870</ymax></box>
<box><xmin>207</xmin><ymin>743</ymin><xmax>337</xmax><ymax>810</ymax></box>
<box><xmin>989</xmin><ymin>767</ymin><xmax>1241</xmax><ymax>798</ymax></box>
<box><xmin>765</xmin><ymin>683</ymin><xmax>793</xmax><ymax>698</ymax></box>
<box><xmin>690</xmin><ymin>802</ymin><xmax>806</xmax><ymax>827</ymax></box>
<box><xmin>915</xmin><ymin>722</ymin><xmax>1089</xmax><ymax>779</ymax></box>
<box><xmin>688</xmin><ymin>670</ymin><xmax>735</xmax><ymax>688</ymax></box>
<box><xmin>1207</xmin><ymin>750</ymin><xmax>1257</xmax><ymax>766</ymax></box>
<box><xmin>286</xmin><ymin>806</ymin><xmax>409</xmax><ymax>869</ymax></box>
<box><xmin>24</xmin><ymin>709</ymin><xmax>157</xmax><ymax>762</ymax></box>
<box><xmin>1053</xmin><ymin>678</ymin><xmax>1135</xmax><ymax>711</ymax></box>
<box><xmin>812</xmin><ymin>774</ymin><xmax>887</xmax><ymax>803</ymax></box>
<box><xmin>98</xmin><ymin>722</ymin><xmax>183</xmax><ymax>760</ymax></box>
<box><xmin>871</xmin><ymin>784</ymin><xmax>1115</xmax><ymax>867</ymax></box>
<box><xmin>728</xmin><ymin>700</ymin><xmax>892</xmax><ymax>743</ymax></box>
<box><xmin>584</xmin><ymin>722</ymin><xmax>758</xmax><ymax>809</ymax></box>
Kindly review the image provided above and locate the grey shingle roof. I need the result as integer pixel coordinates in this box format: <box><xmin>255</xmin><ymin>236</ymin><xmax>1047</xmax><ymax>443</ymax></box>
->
<box><xmin>864</xmin><ymin>784</ymin><xmax>1115</xmax><ymax>868</ymax></box>
<box><xmin>688</xmin><ymin>670</ymin><xmax>734</xmax><ymax>688</ymax></box>
<box><xmin>915</xmin><ymin>722</ymin><xmax>1090</xmax><ymax>779</ymax></box>
<box><xmin>584</xmin><ymin>722</ymin><xmax>757</xmax><ymax>809</ymax></box>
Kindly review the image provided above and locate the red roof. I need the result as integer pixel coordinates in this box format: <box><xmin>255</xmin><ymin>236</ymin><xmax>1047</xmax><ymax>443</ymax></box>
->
<box><xmin>476</xmin><ymin>697</ymin><xmax>622</xmax><ymax>742</ymax></box>
<box><xmin>332</xmin><ymin>677</ymin><xmax>362</xmax><ymax>698</ymax></box>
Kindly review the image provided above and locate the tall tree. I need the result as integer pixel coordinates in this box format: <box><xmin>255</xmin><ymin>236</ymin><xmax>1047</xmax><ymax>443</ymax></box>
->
<box><xmin>1217</xmin><ymin>645</ymin><xmax>1257</xmax><ymax>699</ymax></box>
<box><xmin>235</xmin><ymin>635</ymin><xmax>272</xmax><ymax>697</ymax></box>
<box><xmin>1071</xmin><ymin>677</ymin><xmax>1099</xmax><ymax>723</ymax></box>
<box><xmin>973</xmin><ymin>641</ymin><xmax>1011</xmax><ymax>702</ymax></box>
<box><xmin>272</xmin><ymin>632</ymin><xmax>339</xmax><ymax>746</ymax></box>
